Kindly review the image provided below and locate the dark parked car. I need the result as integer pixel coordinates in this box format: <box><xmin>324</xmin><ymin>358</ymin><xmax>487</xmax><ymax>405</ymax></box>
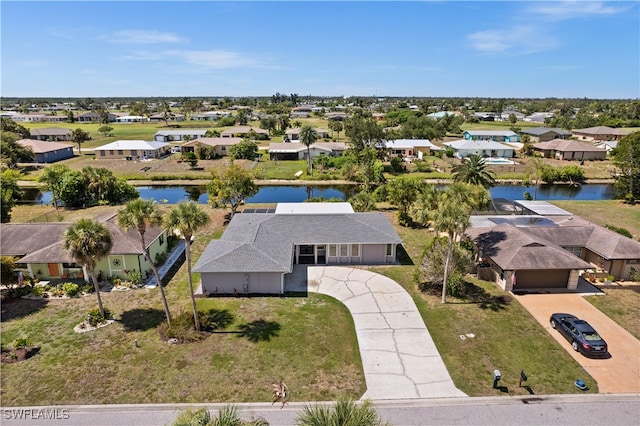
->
<box><xmin>549</xmin><ymin>313</ymin><xmax>608</xmax><ymax>357</ymax></box>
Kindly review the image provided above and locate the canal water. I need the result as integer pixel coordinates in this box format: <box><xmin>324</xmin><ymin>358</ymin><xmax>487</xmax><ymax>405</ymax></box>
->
<box><xmin>21</xmin><ymin>183</ymin><xmax>616</xmax><ymax>205</ymax></box>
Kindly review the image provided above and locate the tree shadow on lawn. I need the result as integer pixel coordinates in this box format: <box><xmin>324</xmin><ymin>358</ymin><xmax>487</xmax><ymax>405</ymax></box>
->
<box><xmin>119</xmin><ymin>308</ymin><xmax>166</xmax><ymax>331</ymax></box>
<box><xmin>0</xmin><ymin>297</ymin><xmax>48</xmax><ymax>322</ymax></box>
<box><xmin>421</xmin><ymin>280</ymin><xmax>511</xmax><ymax>312</ymax></box>
<box><xmin>201</xmin><ymin>308</ymin><xmax>234</xmax><ymax>331</ymax></box>
<box><xmin>237</xmin><ymin>319</ymin><xmax>281</xmax><ymax>342</ymax></box>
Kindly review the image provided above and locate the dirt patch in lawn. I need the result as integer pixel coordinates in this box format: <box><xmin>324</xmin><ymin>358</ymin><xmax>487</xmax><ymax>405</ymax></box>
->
<box><xmin>1</xmin><ymin>346</ymin><xmax>41</xmax><ymax>364</ymax></box>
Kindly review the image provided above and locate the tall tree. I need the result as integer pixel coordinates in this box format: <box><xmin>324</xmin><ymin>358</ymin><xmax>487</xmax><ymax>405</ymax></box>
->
<box><xmin>527</xmin><ymin>157</ymin><xmax>546</xmax><ymax>201</ymax></box>
<box><xmin>38</xmin><ymin>164</ymin><xmax>70</xmax><ymax>210</ymax></box>
<box><xmin>1</xmin><ymin>169</ymin><xmax>23</xmax><ymax>222</ymax></box>
<box><xmin>163</xmin><ymin>202</ymin><xmax>210</xmax><ymax>332</ymax></box>
<box><xmin>299</xmin><ymin>124</ymin><xmax>318</xmax><ymax>175</ymax></box>
<box><xmin>451</xmin><ymin>154</ymin><xmax>496</xmax><ymax>188</ymax></box>
<box><xmin>117</xmin><ymin>199</ymin><xmax>171</xmax><ymax>325</ymax></box>
<box><xmin>63</xmin><ymin>219</ymin><xmax>113</xmax><ymax>317</ymax></box>
<box><xmin>207</xmin><ymin>164</ymin><xmax>258</xmax><ymax>217</ymax></box>
<box><xmin>158</xmin><ymin>100</ymin><xmax>175</xmax><ymax>126</ymax></box>
<box><xmin>612</xmin><ymin>131</ymin><xmax>640</xmax><ymax>202</ymax></box>
<box><xmin>433</xmin><ymin>196</ymin><xmax>470</xmax><ymax>304</ymax></box>
<box><xmin>70</xmin><ymin>128</ymin><xmax>90</xmax><ymax>155</ymax></box>
<box><xmin>385</xmin><ymin>176</ymin><xmax>423</xmax><ymax>226</ymax></box>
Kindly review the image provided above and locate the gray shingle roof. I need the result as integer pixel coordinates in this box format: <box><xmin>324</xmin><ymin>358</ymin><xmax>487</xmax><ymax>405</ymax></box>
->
<box><xmin>193</xmin><ymin>212</ymin><xmax>402</xmax><ymax>273</ymax></box>
<box><xmin>533</xmin><ymin>139</ymin><xmax>607</xmax><ymax>152</ymax></box>
<box><xmin>520</xmin><ymin>127</ymin><xmax>572</xmax><ymax>137</ymax></box>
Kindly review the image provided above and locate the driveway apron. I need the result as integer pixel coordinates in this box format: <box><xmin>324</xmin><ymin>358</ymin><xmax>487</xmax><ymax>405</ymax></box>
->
<box><xmin>513</xmin><ymin>293</ymin><xmax>640</xmax><ymax>393</ymax></box>
<box><xmin>307</xmin><ymin>266</ymin><xmax>466</xmax><ymax>400</ymax></box>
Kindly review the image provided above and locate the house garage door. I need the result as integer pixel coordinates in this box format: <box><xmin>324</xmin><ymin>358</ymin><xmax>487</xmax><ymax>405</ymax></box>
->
<box><xmin>514</xmin><ymin>270</ymin><xmax>569</xmax><ymax>289</ymax></box>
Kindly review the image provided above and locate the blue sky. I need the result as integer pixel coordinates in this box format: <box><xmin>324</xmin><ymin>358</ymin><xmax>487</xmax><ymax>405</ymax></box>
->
<box><xmin>2</xmin><ymin>1</ymin><xmax>638</xmax><ymax>99</ymax></box>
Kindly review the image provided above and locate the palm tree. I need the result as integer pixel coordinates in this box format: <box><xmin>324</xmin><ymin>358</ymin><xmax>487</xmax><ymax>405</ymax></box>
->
<box><xmin>433</xmin><ymin>198</ymin><xmax>470</xmax><ymax>304</ymax></box>
<box><xmin>299</xmin><ymin>124</ymin><xmax>318</xmax><ymax>175</ymax></box>
<box><xmin>527</xmin><ymin>157</ymin><xmax>546</xmax><ymax>200</ymax></box>
<box><xmin>163</xmin><ymin>201</ymin><xmax>210</xmax><ymax>331</ymax></box>
<box><xmin>117</xmin><ymin>199</ymin><xmax>171</xmax><ymax>325</ymax></box>
<box><xmin>451</xmin><ymin>154</ymin><xmax>496</xmax><ymax>188</ymax></box>
<box><xmin>63</xmin><ymin>219</ymin><xmax>113</xmax><ymax>317</ymax></box>
<box><xmin>410</xmin><ymin>184</ymin><xmax>440</xmax><ymax>231</ymax></box>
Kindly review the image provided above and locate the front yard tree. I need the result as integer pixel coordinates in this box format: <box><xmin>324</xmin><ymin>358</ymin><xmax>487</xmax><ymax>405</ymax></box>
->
<box><xmin>63</xmin><ymin>219</ymin><xmax>113</xmax><ymax>318</ymax></box>
<box><xmin>70</xmin><ymin>128</ymin><xmax>90</xmax><ymax>155</ymax></box>
<box><xmin>158</xmin><ymin>100</ymin><xmax>175</xmax><ymax>126</ymax></box>
<box><xmin>433</xmin><ymin>197</ymin><xmax>470</xmax><ymax>304</ymax></box>
<box><xmin>163</xmin><ymin>201</ymin><xmax>210</xmax><ymax>332</ymax></box>
<box><xmin>386</xmin><ymin>176</ymin><xmax>423</xmax><ymax>226</ymax></box>
<box><xmin>612</xmin><ymin>131</ymin><xmax>640</xmax><ymax>202</ymax></box>
<box><xmin>117</xmin><ymin>199</ymin><xmax>171</xmax><ymax>325</ymax></box>
<box><xmin>299</xmin><ymin>124</ymin><xmax>318</xmax><ymax>175</ymax></box>
<box><xmin>207</xmin><ymin>163</ymin><xmax>258</xmax><ymax>217</ymax></box>
<box><xmin>229</xmin><ymin>140</ymin><xmax>258</xmax><ymax>160</ymax></box>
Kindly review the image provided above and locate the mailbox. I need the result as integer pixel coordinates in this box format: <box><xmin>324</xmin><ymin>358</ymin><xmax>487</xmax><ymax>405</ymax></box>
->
<box><xmin>492</xmin><ymin>369</ymin><xmax>501</xmax><ymax>389</ymax></box>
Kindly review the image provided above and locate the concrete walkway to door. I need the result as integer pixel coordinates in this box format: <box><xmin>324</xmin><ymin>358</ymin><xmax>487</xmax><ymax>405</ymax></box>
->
<box><xmin>514</xmin><ymin>292</ymin><xmax>640</xmax><ymax>393</ymax></box>
<box><xmin>300</xmin><ymin>266</ymin><xmax>466</xmax><ymax>400</ymax></box>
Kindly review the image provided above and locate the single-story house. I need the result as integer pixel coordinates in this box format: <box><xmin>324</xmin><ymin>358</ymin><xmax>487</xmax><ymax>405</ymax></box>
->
<box><xmin>596</xmin><ymin>140</ymin><xmax>619</xmax><ymax>152</ymax></box>
<box><xmin>519</xmin><ymin>127</ymin><xmax>572</xmax><ymax>142</ymax></box>
<box><xmin>44</xmin><ymin>115</ymin><xmax>70</xmax><ymax>123</ymax></box>
<box><xmin>384</xmin><ymin>139</ymin><xmax>440</xmax><ymax>159</ymax></box>
<box><xmin>93</xmin><ymin>140</ymin><xmax>170</xmax><ymax>160</ymax></box>
<box><xmin>326</xmin><ymin>112</ymin><xmax>348</xmax><ymax>121</ymax></box>
<box><xmin>533</xmin><ymin>139</ymin><xmax>607</xmax><ymax>161</ymax></box>
<box><xmin>0</xmin><ymin>213</ymin><xmax>169</xmax><ymax>282</ymax></box>
<box><xmin>191</xmin><ymin>111</ymin><xmax>232</xmax><ymax>121</ymax></box>
<box><xmin>149</xmin><ymin>113</ymin><xmax>185</xmax><ymax>122</ymax></box>
<box><xmin>268</xmin><ymin>142</ymin><xmax>346</xmax><ymax>161</ymax></box>
<box><xmin>181</xmin><ymin>137</ymin><xmax>243</xmax><ymax>156</ymax></box>
<box><xmin>116</xmin><ymin>115</ymin><xmax>148</xmax><ymax>123</ymax></box>
<box><xmin>29</xmin><ymin>127</ymin><xmax>72</xmax><ymax>141</ymax></box>
<box><xmin>463</xmin><ymin>130</ymin><xmax>520</xmax><ymax>143</ymax></box>
<box><xmin>427</xmin><ymin>111</ymin><xmax>457</xmax><ymax>119</ymax></box>
<box><xmin>76</xmin><ymin>112</ymin><xmax>118</xmax><ymax>122</ymax></box>
<box><xmin>443</xmin><ymin>139</ymin><xmax>515</xmax><ymax>159</ymax></box>
<box><xmin>220</xmin><ymin>126</ymin><xmax>269</xmax><ymax>139</ymax></box>
<box><xmin>472</xmin><ymin>112</ymin><xmax>498</xmax><ymax>122</ymax></box>
<box><xmin>192</xmin><ymin>203</ymin><xmax>402</xmax><ymax>295</ymax></box>
<box><xmin>524</xmin><ymin>112</ymin><xmax>554</xmax><ymax>123</ymax></box>
<box><xmin>154</xmin><ymin>129</ymin><xmax>208</xmax><ymax>142</ymax></box>
<box><xmin>17</xmin><ymin>139</ymin><xmax>74</xmax><ymax>163</ymax></box>
<box><xmin>11</xmin><ymin>113</ymin><xmax>49</xmax><ymax>122</ymax></box>
<box><xmin>573</xmin><ymin>126</ymin><xmax>630</xmax><ymax>142</ymax></box>
<box><xmin>466</xmin><ymin>208</ymin><xmax>640</xmax><ymax>289</ymax></box>
<box><xmin>285</xmin><ymin>127</ymin><xmax>330</xmax><ymax>142</ymax></box>
<box><xmin>500</xmin><ymin>111</ymin><xmax>526</xmax><ymax>122</ymax></box>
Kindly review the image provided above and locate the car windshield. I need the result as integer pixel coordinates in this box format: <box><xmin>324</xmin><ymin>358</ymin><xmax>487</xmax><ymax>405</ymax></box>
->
<box><xmin>583</xmin><ymin>332</ymin><xmax>602</xmax><ymax>341</ymax></box>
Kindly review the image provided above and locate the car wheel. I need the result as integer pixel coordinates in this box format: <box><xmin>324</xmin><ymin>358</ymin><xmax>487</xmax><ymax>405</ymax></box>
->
<box><xmin>572</xmin><ymin>341</ymin><xmax>579</xmax><ymax>352</ymax></box>
<box><xmin>550</xmin><ymin>319</ymin><xmax>556</xmax><ymax>329</ymax></box>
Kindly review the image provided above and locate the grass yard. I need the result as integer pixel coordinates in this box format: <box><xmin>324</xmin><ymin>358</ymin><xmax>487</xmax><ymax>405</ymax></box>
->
<box><xmin>585</xmin><ymin>285</ymin><xmax>640</xmax><ymax>340</ymax></box>
<box><xmin>550</xmin><ymin>200</ymin><xmax>640</xmax><ymax>239</ymax></box>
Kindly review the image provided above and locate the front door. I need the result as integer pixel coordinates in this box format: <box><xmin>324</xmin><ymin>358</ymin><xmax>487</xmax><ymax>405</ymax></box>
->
<box><xmin>317</xmin><ymin>245</ymin><xmax>326</xmax><ymax>264</ymax></box>
<box><xmin>48</xmin><ymin>263</ymin><xmax>60</xmax><ymax>277</ymax></box>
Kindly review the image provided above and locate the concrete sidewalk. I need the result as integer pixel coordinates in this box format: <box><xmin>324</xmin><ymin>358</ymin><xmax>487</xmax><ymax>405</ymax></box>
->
<box><xmin>306</xmin><ymin>266</ymin><xmax>466</xmax><ymax>400</ymax></box>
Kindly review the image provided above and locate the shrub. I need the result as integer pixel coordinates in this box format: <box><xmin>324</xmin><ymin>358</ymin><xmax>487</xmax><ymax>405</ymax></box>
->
<box><xmin>61</xmin><ymin>282</ymin><xmax>80</xmax><ymax>297</ymax></box>
<box><xmin>606</xmin><ymin>224</ymin><xmax>633</xmax><ymax>239</ymax></box>
<box><xmin>389</xmin><ymin>156</ymin><xmax>404</xmax><ymax>173</ymax></box>
<box><xmin>412</xmin><ymin>159</ymin><xmax>432</xmax><ymax>172</ymax></box>
<box><xmin>13</xmin><ymin>337</ymin><xmax>31</xmax><ymax>349</ymax></box>
<box><xmin>127</xmin><ymin>270</ymin><xmax>143</xmax><ymax>286</ymax></box>
<box><xmin>86</xmin><ymin>307</ymin><xmax>113</xmax><ymax>327</ymax></box>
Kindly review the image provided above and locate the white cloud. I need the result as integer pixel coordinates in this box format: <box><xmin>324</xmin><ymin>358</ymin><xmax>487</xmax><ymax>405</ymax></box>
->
<box><xmin>106</xmin><ymin>30</ymin><xmax>185</xmax><ymax>44</ymax></box>
<box><xmin>165</xmin><ymin>50</ymin><xmax>257</xmax><ymax>69</ymax></box>
<box><xmin>527</xmin><ymin>1</ymin><xmax>629</xmax><ymax>21</ymax></box>
<box><xmin>468</xmin><ymin>26</ymin><xmax>558</xmax><ymax>55</ymax></box>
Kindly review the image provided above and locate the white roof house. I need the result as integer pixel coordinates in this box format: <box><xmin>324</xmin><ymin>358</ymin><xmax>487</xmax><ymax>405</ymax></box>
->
<box><xmin>93</xmin><ymin>140</ymin><xmax>170</xmax><ymax>159</ymax></box>
<box><xmin>275</xmin><ymin>202</ymin><xmax>354</xmax><ymax>215</ymax></box>
<box><xmin>443</xmin><ymin>139</ymin><xmax>515</xmax><ymax>159</ymax></box>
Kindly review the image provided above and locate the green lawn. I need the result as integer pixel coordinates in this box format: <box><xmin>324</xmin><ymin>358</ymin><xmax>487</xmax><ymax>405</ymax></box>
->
<box><xmin>550</xmin><ymin>200</ymin><xmax>640</xmax><ymax>239</ymax></box>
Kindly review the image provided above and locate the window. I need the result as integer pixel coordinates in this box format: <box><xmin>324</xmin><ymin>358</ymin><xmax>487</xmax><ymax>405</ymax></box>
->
<box><xmin>131</xmin><ymin>150</ymin><xmax>137</xmax><ymax>156</ymax></box>
<box><xmin>100</xmin><ymin>151</ymin><xmax>105</xmax><ymax>156</ymax></box>
<box><xmin>351</xmin><ymin>244</ymin><xmax>359</xmax><ymax>256</ymax></box>
<box><xmin>329</xmin><ymin>245</ymin><xmax>336</xmax><ymax>256</ymax></box>
<box><xmin>221</xmin><ymin>146</ymin><xmax>226</xmax><ymax>151</ymax></box>
<box><xmin>62</xmin><ymin>262</ymin><xmax>78</xmax><ymax>268</ymax></box>
<box><xmin>118</xmin><ymin>150</ymin><xmax>123</xmax><ymax>155</ymax></box>
<box><xmin>386</xmin><ymin>244</ymin><xmax>393</xmax><ymax>256</ymax></box>
<box><xmin>340</xmin><ymin>244</ymin><xmax>348</xmax><ymax>257</ymax></box>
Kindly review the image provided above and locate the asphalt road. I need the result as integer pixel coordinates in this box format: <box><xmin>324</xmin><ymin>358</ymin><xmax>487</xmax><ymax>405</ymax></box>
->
<box><xmin>2</xmin><ymin>394</ymin><xmax>639</xmax><ymax>426</ymax></box>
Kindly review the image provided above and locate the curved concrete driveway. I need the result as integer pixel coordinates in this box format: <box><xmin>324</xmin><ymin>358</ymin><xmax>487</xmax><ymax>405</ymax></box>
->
<box><xmin>513</xmin><ymin>293</ymin><xmax>640</xmax><ymax>393</ymax></box>
<box><xmin>306</xmin><ymin>266</ymin><xmax>466</xmax><ymax>400</ymax></box>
